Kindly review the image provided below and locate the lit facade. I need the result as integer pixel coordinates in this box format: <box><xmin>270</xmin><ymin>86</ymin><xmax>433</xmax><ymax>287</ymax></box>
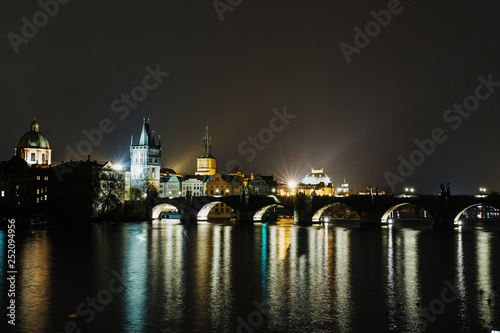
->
<box><xmin>296</xmin><ymin>168</ymin><xmax>334</xmax><ymax>196</ymax></box>
<box><xmin>15</xmin><ymin>118</ymin><xmax>52</xmax><ymax>166</ymax></box>
<box><xmin>195</xmin><ymin>126</ymin><xmax>216</xmax><ymax>176</ymax></box>
<box><xmin>130</xmin><ymin>118</ymin><xmax>161</xmax><ymax>196</ymax></box>
<box><xmin>336</xmin><ymin>178</ymin><xmax>351</xmax><ymax>196</ymax></box>
<box><xmin>181</xmin><ymin>176</ymin><xmax>205</xmax><ymax>196</ymax></box>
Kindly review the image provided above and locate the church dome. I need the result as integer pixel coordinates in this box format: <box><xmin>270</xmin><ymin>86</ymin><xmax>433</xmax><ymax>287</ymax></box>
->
<box><xmin>301</xmin><ymin>168</ymin><xmax>331</xmax><ymax>185</ymax></box>
<box><xmin>17</xmin><ymin>119</ymin><xmax>51</xmax><ymax>149</ymax></box>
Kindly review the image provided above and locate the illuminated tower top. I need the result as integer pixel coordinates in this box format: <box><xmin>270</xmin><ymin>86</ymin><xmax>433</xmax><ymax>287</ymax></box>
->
<box><xmin>196</xmin><ymin>125</ymin><xmax>216</xmax><ymax>176</ymax></box>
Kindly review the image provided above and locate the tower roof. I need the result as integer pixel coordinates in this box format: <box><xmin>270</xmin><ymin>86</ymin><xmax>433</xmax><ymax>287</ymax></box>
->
<box><xmin>17</xmin><ymin>117</ymin><xmax>50</xmax><ymax>149</ymax></box>
<box><xmin>199</xmin><ymin>125</ymin><xmax>214</xmax><ymax>158</ymax></box>
<box><xmin>132</xmin><ymin>117</ymin><xmax>160</xmax><ymax>147</ymax></box>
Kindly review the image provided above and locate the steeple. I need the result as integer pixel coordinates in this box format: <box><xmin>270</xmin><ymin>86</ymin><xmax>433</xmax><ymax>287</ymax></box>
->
<box><xmin>200</xmin><ymin>125</ymin><xmax>213</xmax><ymax>158</ymax></box>
<box><xmin>139</xmin><ymin>117</ymin><xmax>151</xmax><ymax>146</ymax></box>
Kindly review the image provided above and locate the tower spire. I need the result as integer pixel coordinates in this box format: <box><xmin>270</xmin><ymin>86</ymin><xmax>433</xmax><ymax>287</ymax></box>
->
<box><xmin>139</xmin><ymin>116</ymin><xmax>151</xmax><ymax>146</ymax></box>
<box><xmin>201</xmin><ymin>124</ymin><xmax>213</xmax><ymax>158</ymax></box>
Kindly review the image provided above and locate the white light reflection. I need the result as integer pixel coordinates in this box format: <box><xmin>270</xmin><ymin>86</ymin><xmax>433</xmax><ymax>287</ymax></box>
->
<box><xmin>124</xmin><ymin>226</ymin><xmax>149</xmax><ymax>332</ymax></box>
<box><xmin>334</xmin><ymin>228</ymin><xmax>352</xmax><ymax>332</ymax></box>
<box><xmin>386</xmin><ymin>228</ymin><xmax>422</xmax><ymax>332</ymax></box>
<box><xmin>210</xmin><ymin>226</ymin><xmax>233</xmax><ymax>331</ymax></box>
<box><xmin>455</xmin><ymin>227</ymin><xmax>470</xmax><ymax>329</ymax></box>
<box><xmin>386</xmin><ymin>224</ymin><xmax>398</xmax><ymax>330</ymax></box>
<box><xmin>476</xmin><ymin>232</ymin><xmax>494</xmax><ymax>327</ymax></box>
<box><xmin>163</xmin><ymin>225</ymin><xmax>185</xmax><ymax>326</ymax></box>
<box><xmin>402</xmin><ymin>230</ymin><xmax>422</xmax><ymax>332</ymax></box>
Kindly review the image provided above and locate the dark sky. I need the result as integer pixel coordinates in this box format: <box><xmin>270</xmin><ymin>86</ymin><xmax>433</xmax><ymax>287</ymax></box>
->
<box><xmin>1</xmin><ymin>0</ymin><xmax>500</xmax><ymax>194</ymax></box>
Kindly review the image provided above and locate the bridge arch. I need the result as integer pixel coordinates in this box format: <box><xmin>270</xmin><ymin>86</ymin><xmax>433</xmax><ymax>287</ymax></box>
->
<box><xmin>312</xmin><ymin>202</ymin><xmax>362</xmax><ymax>222</ymax></box>
<box><xmin>152</xmin><ymin>203</ymin><xmax>180</xmax><ymax>220</ymax></box>
<box><xmin>253</xmin><ymin>204</ymin><xmax>277</xmax><ymax>221</ymax></box>
<box><xmin>197</xmin><ymin>201</ymin><xmax>236</xmax><ymax>221</ymax></box>
<box><xmin>381</xmin><ymin>202</ymin><xmax>433</xmax><ymax>223</ymax></box>
<box><xmin>453</xmin><ymin>203</ymin><xmax>500</xmax><ymax>223</ymax></box>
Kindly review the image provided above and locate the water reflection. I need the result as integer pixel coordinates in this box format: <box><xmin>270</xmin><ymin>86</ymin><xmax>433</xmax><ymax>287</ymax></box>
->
<box><xmin>9</xmin><ymin>222</ymin><xmax>500</xmax><ymax>332</ymax></box>
<box><xmin>333</xmin><ymin>228</ymin><xmax>352</xmax><ymax>332</ymax></box>
<box><xmin>123</xmin><ymin>224</ymin><xmax>149</xmax><ymax>332</ymax></box>
<box><xmin>385</xmin><ymin>227</ymin><xmax>422</xmax><ymax>332</ymax></box>
<box><xmin>476</xmin><ymin>231</ymin><xmax>495</xmax><ymax>327</ymax></box>
<box><xmin>18</xmin><ymin>230</ymin><xmax>52</xmax><ymax>332</ymax></box>
<box><xmin>455</xmin><ymin>227</ymin><xmax>470</xmax><ymax>330</ymax></box>
<box><xmin>210</xmin><ymin>225</ymin><xmax>233</xmax><ymax>331</ymax></box>
<box><xmin>263</xmin><ymin>225</ymin><xmax>353</xmax><ymax>331</ymax></box>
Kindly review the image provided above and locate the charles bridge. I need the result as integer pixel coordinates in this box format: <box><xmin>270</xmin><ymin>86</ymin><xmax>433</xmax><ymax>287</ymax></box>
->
<box><xmin>148</xmin><ymin>191</ymin><xmax>500</xmax><ymax>227</ymax></box>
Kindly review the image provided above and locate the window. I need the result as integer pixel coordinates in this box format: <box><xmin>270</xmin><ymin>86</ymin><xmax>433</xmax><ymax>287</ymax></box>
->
<box><xmin>31</xmin><ymin>153</ymin><xmax>35</xmax><ymax>161</ymax></box>
<box><xmin>42</xmin><ymin>154</ymin><xmax>46</xmax><ymax>162</ymax></box>
<box><xmin>37</xmin><ymin>189</ymin><xmax>40</xmax><ymax>195</ymax></box>
<box><xmin>37</xmin><ymin>176</ymin><xmax>41</xmax><ymax>181</ymax></box>
<box><xmin>1</xmin><ymin>191</ymin><xmax>4</xmax><ymax>197</ymax></box>
<box><xmin>44</xmin><ymin>176</ymin><xmax>48</xmax><ymax>181</ymax></box>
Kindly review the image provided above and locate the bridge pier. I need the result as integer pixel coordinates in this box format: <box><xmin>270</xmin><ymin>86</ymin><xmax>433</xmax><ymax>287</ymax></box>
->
<box><xmin>293</xmin><ymin>194</ymin><xmax>312</xmax><ymax>226</ymax></box>
<box><xmin>179</xmin><ymin>205</ymin><xmax>198</xmax><ymax>225</ymax></box>
<box><xmin>237</xmin><ymin>207</ymin><xmax>254</xmax><ymax>224</ymax></box>
<box><xmin>360</xmin><ymin>209</ymin><xmax>384</xmax><ymax>226</ymax></box>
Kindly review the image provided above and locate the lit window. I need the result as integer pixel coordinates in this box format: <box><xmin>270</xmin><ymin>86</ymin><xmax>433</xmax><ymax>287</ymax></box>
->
<box><xmin>37</xmin><ymin>189</ymin><xmax>40</xmax><ymax>195</ymax></box>
<box><xmin>45</xmin><ymin>195</ymin><xmax>47</xmax><ymax>200</ymax></box>
<box><xmin>37</xmin><ymin>176</ymin><xmax>41</xmax><ymax>181</ymax></box>
<box><xmin>44</xmin><ymin>176</ymin><xmax>48</xmax><ymax>181</ymax></box>
<box><xmin>1</xmin><ymin>191</ymin><xmax>4</xmax><ymax>197</ymax></box>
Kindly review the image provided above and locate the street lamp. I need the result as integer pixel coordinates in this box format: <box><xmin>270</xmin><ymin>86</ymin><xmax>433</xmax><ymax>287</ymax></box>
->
<box><xmin>404</xmin><ymin>187</ymin><xmax>415</xmax><ymax>194</ymax></box>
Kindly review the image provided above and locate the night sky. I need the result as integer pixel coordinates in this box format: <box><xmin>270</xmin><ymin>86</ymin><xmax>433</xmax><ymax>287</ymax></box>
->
<box><xmin>1</xmin><ymin>0</ymin><xmax>500</xmax><ymax>194</ymax></box>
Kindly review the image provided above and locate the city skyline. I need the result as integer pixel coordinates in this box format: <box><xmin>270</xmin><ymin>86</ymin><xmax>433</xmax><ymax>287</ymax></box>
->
<box><xmin>2</xmin><ymin>1</ymin><xmax>500</xmax><ymax>194</ymax></box>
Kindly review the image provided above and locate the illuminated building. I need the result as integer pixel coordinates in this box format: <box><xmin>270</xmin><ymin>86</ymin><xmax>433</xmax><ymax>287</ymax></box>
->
<box><xmin>130</xmin><ymin>117</ymin><xmax>161</xmax><ymax>196</ymax></box>
<box><xmin>181</xmin><ymin>175</ymin><xmax>206</xmax><ymax>196</ymax></box>
<box><xmin>301</xmin><ymin>168</ymin><xmax>331</xmax><ymax>186</ymax></box>
<box><xmin>336</xmin><ymin>178</ymin><xmax>351</xmax><ymax>196</ymax></box>
<box><xmin>160</xmin><ymin>174</ymin><xmax>182</xmax><ymax>198</ymax></box>
<box><xmin>247</xmin><ymin>174</ymin><xmax>277</xmax><ymax>195</ymax></box>
<box><xmin>15</xmin><ymin>118</ymin><xmax>52</xmax><ymax>166</ymax></box>
<box><xmin>195</xmin><ymin>125</ymin><xmax>216</xmax><ymax>176</ymax></box>
<box><xmin>298</xmin><ymin>168</ymin><xmax>334</xmax><ymax>196</ymax></box>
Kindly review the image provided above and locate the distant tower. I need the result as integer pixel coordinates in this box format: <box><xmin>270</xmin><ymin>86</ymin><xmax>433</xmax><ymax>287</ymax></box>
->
<box><xmin>195</xmin><ymin>125</ymin><xmax>216</xmax><ymax>176</ymax></box>
<box><xmin>130</xmin><ymin>117</ymin><xmax>161</xmax><ymax>196</ymax></box>
<box><xmin>15</xmin><ymin>118</ymin><xmax>52</xmax><ymax>166</ymax></box>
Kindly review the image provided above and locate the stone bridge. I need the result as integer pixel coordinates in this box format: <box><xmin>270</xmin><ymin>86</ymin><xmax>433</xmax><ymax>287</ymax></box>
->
<box><xmin>149</xmin><ymin>193</ymin><xmax>500</xmax><ymax>227</ymax></box>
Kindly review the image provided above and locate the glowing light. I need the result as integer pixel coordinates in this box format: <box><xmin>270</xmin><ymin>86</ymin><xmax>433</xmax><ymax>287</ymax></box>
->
<box><xmin>112</xmin><ymin>163</ymin><xmax>123</xmax><ymax>171</ymax></box>
<box><xmin>137</xmin><ymin>234</ymin><xmax>146</xmax><ymax>243</ymax></box>
<box><xmin>288</xmin><ymin>181</ymin><xmax>297</xmax><ymax>190</ymax></box>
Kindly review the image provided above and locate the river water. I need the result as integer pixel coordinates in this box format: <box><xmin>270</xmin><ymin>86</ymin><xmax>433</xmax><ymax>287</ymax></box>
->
<box><xmin>1</xmin><ymin>220</ymin><xmax>500</xmax><ymax>332</ymax></box>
